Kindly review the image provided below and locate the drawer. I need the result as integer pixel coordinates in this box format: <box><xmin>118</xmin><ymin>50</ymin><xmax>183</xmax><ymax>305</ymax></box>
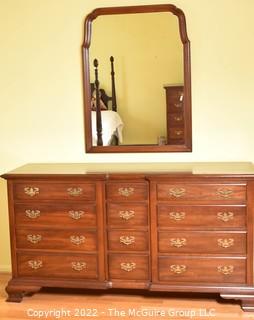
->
<box><xmin>167</xmin><ymin>100</ymin><xmax>184</xmax><ymax>113</ymax></box>
<box><xmin>13</xmin><ymin>182</ymin><xmax>96</xmax><ymax>201</ymax></box>
<box><xmin>15</xmin><ymin>203</ymin><xmax>97</xmax><ymax>227</ymax></box>
<box><xmin>157</xmin><ymin>205</ymin><xmax>246</xmax><ymax>229</ymax></box>
<box><xmin>107</xmin><ymin>182</ymin><xmax>148</xmax><ymax>201</ymax></box>
<box><xmin>158</xmin><ymin>256</ymin><xmax>246</xmax><ymax>284</ymax></box>
<box><xmin>16</xmin><ymin>229</ymin><xmax>97</xmax><ymax>251</ymax></box>
<box><xmin>108</xmin><ymin>231</ymin><xmax>148</xmax><ymax>252</ymax></box>
<box><xmin>17</xmin><ymin>253</ymin><xmax>98</xmax><ymax>279</ymax></box>
<box><xmin>109</xmin><ymin>254</ymin><xmax>149</xmax><ymax>280</ymax></box>
<box><xmin>167</xmin><ymin>113</ymin><xmax>184</xmax><ymax>127</ymax></box>
<box><xmin>157</xmin><ymin>184</ymin><xmax>246</xmax><ymax>202</ymax></box>
<box><xmin>158</xmin><ymin>231</ymin><xmax>246</xmax><ymax>254</ymax></box>
<box><xmin>107</xmin><ymin>203</ymin><xmax>148</xmax><ymax>227</ymax></box>
<box><xmin>168</xmin><ymin>128</ymin><xmax>184</xmax><ymax>140</ymax></box>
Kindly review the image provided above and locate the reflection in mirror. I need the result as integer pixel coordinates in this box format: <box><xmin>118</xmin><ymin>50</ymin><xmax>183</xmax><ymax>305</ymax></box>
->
<box><xmin>90</xmin><ymin>13</ymin><xmax>183</xmax><ymax>146</ymax></box>
<box><xmin>83</xmin><ymin>5</ymin><xmax>192</xmax><ymax>153</ymax></box>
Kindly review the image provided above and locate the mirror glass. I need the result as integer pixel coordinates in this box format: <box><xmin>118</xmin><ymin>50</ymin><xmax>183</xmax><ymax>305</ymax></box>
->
<box><xmin>83</xmin><ymin>5</ymin><xmax>191</xmax><ymax>153</ymax></box>
<box><xmin>89</xmin><ymin>13</ymin><xmax>183</xmax><ymax>146</ymax></box>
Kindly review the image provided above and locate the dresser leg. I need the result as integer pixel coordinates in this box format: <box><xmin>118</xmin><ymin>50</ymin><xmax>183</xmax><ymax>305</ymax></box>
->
<box><xmin>6</xmin><ymin>282</ymin><xmax>41</xmax><ymax>303</ymax></box>
<box><xmin>220</xmin><ymin>293</ymin><xmax>254</xmax><ymax>312</ymax></box>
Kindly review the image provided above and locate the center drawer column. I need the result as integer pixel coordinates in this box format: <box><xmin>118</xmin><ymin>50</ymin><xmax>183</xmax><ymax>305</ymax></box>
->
<box><xmin>106</xmin><ymin>179</ymin><xmax>150</xmax><ymax>288</ymax></box>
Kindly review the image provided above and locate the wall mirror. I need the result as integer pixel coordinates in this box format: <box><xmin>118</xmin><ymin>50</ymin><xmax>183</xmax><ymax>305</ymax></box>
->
<box><xmin>83</xmin><ymin>4</ymin><xmax>192</xmax><ymax>153</ymax></box>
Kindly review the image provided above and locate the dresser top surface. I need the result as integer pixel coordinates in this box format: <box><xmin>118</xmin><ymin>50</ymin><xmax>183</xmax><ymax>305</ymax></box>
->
<box><xmin>2</xmin><ymin>162</ymin><xmax>254</xmax><ymax>177</ymax></box>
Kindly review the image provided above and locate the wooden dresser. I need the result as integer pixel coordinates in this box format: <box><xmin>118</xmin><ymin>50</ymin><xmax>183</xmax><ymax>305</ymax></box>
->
<box><xmin>164</xmin><ymin>85</ymin><xmax>184</xmax><ymax>144</ymax></box>
<box><xmin>2</xmin><ymin>162</ymin><xmax>254</xmax><ymax>311</ymax></box>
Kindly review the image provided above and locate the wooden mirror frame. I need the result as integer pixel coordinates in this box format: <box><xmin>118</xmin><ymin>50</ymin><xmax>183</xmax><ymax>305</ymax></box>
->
<box><xmin>82</xmin><ymin>4</ymin><xmax>192</xmax><ymax>153</ymax></box>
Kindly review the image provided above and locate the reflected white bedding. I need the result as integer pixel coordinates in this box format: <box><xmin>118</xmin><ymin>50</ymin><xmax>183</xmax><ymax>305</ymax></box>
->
<box><xmin>92</xmin><ymin>110</ymin><xmax>124</xmax><ymax>146</ymax></box>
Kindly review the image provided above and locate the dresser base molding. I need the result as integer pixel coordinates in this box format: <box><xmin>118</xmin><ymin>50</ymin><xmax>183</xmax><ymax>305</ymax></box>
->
<box><xmin>6</xmin><ymin>281</ymin><xmax>41</xmax><ymax>303</ymax></box>
<box><xmin>220</xmin><ymin>294</ymin><xmax>254</xmax><ymax>312</ymax></box>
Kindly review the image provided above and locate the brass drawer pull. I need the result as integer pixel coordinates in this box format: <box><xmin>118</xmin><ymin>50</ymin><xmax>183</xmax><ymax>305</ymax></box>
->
<box><xmin>170</xmin><ymin>264</ymin><xmax>186</xmax><ymax>274</ymax></box>
<box><xmin>174</xmin><ymin>115</ymin><xmax>183</xmax><ymax>122</ymax></box>
<box><xmin>67</xmin><ymin>187</ymin><xmax>83</xmax><ymax>196</ymax></box>
<box><xmin>120</xmin><ymin>262</ymin><xmax>136</xmax><ymax>272</ymax></box>
<box><xmin>24</xmin><ymin>187</ymin><xmax>39</xmax><ymax>197</ymax></box>
<box><xmin>217</xmin><ymin>212</ymin><xmax>234</xmax><ymax>222</ymax></box>
<box><xmin>120</xmin><ymin>236</ymin><xmax>135</xmax><ymax>246</ymax></box>
<box><xmin>27</xmin><ymin>234</ymin><xmax>42</xmax><ymax>244</ymax></box>
<box><xmin>217</xmin><ymin>265</ymin><xmax>234</xmax><ymax>275</ymax></box>
<box><xmin>28</xmin><ymin>260</ymin><xmax>43</xmax><ymax>270</ymax></box>
<box><xmin>119</xmin><ymin>210</ymin><xmax>135</xmax><ymax>221</ymax></box>
<box><xmin>216</xmin><ymin>188</ymin><xmax>233</xmax><ymax>198</ymax></box>
<box><xmin>217</xmin><ymin>238</ymin><xmax>234</xmax><ymax>248</ymax></box>
<box><xmin>169</xmin><ymin>187</ymin><xmax>186</xmax><ymax>198</ymax></box>
<box><xmin>175</xmin><ymin>130</ymin><xmax>183</xmax><ymax>136</ymax></box>
<box><xmin>70</xmin><ymin>235</ymin><xmax>86</xmax><ymax>246</ymax></box>
<box><xmin>170</xmin><ymin>238</ymin><xmax>187</xmax><ymax>248</ymax></box>
<box><xmin>25</xmin><ymin>210</ymin><xmax>41</xmax><ymax>219</ymax></box>
<box><xmin>71</xmin><ymin>262</ymin><xmax>87</xmax><ymax>271</ymax></box>
<box><xmin>68</xmin><ymin>210</ymin><xmax>84</xmax><ymax>220</ymax></box>
<box><xmin>118</xmin><ymin>187</ymin><xmax>134</xmax><ymax>197</ymax></box>
<box><xmin>174</xmin><ymin>102</ymin><xmax>182</xmax><ymax>108</ymax></box>
<box><xmin>169</xmin><ymin>211</ymin><xmax>186</xmax><ymax>221</ymax></box>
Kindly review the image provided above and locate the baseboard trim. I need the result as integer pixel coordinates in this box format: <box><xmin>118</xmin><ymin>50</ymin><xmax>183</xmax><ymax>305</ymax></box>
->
<box><xmin>0</xmin><ymin>265</ymin><xmax>11</xmax><ymax>273</ymax></box>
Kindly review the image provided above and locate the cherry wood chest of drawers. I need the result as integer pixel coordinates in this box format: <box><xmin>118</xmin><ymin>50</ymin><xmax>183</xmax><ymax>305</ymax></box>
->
<box><xmin>164</xmin><ymin>85</ymin><xmax>184</xmax><ymax>144</ymax></box>
<box><xmin>2</xmin><ymin>162</ymin><xmax>254</xmax><ymax>311</ymax></box>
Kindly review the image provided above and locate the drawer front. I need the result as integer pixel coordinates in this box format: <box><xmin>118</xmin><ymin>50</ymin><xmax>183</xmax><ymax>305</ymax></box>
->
<box><xmin>15</xmin><ymin>203</ymin><xmax>97</xmax><ymax>227</ymax></box>
<box><xmin>107</xmin><ymin>203</ymin><xmax>148</xmax><ymax>227</ymax></box>
<box><xmin>109</xmin><ymin>254</ymin><xmax>149</xmax><ymax>280</ymax></box>
<box><xmin>17</xmin><ymin>253</ymin><xmax>98</xmax><ymax>279</ymax></box>
<box><xmin>108</xmin><ymin>231</ymin><xmax>148</xmax><ymax>252</ymax></box>
<box><xmin>167</xmin><ymin>100</ymin><xmax>184</xmax><ymax>113</ymax></box>
<box><xmin>158</xmin><ymin>257</ymin><xmax>246</xmax><ymax>284</ymax></box>
<box><xmin>158</xmin><ymin>231</ymin><xmax>246</xmax><ymax>254</ymax></box>
<box><xmin>14</xmin><ymin>183</ymin><xmax>96</xmax><ymax>201</ymax></box>
<box><xmin>158</xmin><ymin>205</ymin><xmax>246</xmax><ymax>229</ymax></box>
<box><xmin>168</xmin><ymin>113</ymin><xmax>184</xmax><ymax>127</ymax></box>
<box><xmin>157</xmin><ymin>184</ymin><xmax>246</xmax><ymax>202</ymax></box>
<box><xmin>16</xmin><ymin>229</ymin><xmax>97</xmax><ymax>251</ymax></box>
<box><xmin>107</xmin><ymin>182</ymin><xmax>148</xmax><ymax>201</ymax></box>
<box><xmin>168</xmin><ymin>128</ymin><xmax>184</xmax><ymax>140</ymax></box>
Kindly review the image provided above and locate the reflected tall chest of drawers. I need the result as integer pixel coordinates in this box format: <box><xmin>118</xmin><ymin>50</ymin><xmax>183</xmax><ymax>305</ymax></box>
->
<box><xmin>2</xmin><ymin>162</ymin><xmax>254</xmax><ymax>311</ymax></box>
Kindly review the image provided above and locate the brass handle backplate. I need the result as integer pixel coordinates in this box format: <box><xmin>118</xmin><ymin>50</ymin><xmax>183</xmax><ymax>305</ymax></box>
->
<box><xmin>67</xmin><ymin>187</ymin><xmax>83</xmax><ymax>196</ymax></box>
<box><xmin>169</xmin><ymin>211</ymin><xmax>186</xmax><ymax>221</ymax></box>
<box><xmin>217</xmin><ymin>265</ymin><xmax>234</xmax><ymax>275</ymax></box>
<box><xmin>68</xmin><ymin>210</ymin><xmax>84</xmax><ymax>220</ymax></box>
<box><xmin>170</xmin><ymin>238</ymin><xmax>187</xmax><ymax>248</ymax></box>
<box><xmin>174</xmin><ymin>103</ymin><xmax>182</xmax><ymax>108</ymax></box>
<box><xmin>174</xmin><ymin>115</ymin><xmax>183</xmax><ymax>122</ymax></box>
<box><xmin>170</xmin><ymin>265</ymin><xmax>186</xmax><ymax>274</ymax></box>
<box><xmin>24</xmin><ymin>187</ymin><xmax>39</xmax><ymax>197</ymax></box>
<box><xmin>70</xmin><ymin>235</ymin><xmax>86</xmax><ymax>246</ymax></box>
<box><xmin>120</xmin><ymin>262</ymin><xmax>136</xmax><ymax>272</ymax></box>
<box><xmin>27</xmin><ymin>234</ymin><xmax>42</xmax><ymax>244</ymax></box>
<box><xmin>118</xmin><ymin>187</ymin><xmax>134</xmax><ymax>197</ymax></box>
<box><xmin>119</xmin><ymin>210</ymin><xmax>135</xmax><ymax>221</ymax></box>
<box><xmin>120</xmin><ymin>236</ymin><xmax>135</xmax><ymax>246</ymax></box>
<box><xmin>216</xmin><ymin>188</ymin><xmax>233</xmax><ymax>199</ymax></box>
<box><xmin>217</xmin><ymin>212</ymin><xmax>234</xmax><ymax>222</ymax></box>
<box><xmin>174</xmin><ymin>130</ymin><xmax>183</xmax><ymax>136</ymax></box>
<box><xmin>71</xmin><ymin>262</ymin><xmax>87</xmax><ymax>271</ymax></box>
<box><xmin>217</xmin><ymin>238</ymin><xmax>234</xmax><ymax>248</ymax></box>
<box><xmin>28</xmin><ymin>260</ymin><xmax>43</xmax><ymax>270</ymax></box>
<box><xmin>169</xmin><ymin>187</ymin><xmax>186</xmax><ymax>198</ymax></box>
<box><xmin>25</xmin><ymin>210</ymin><xmax>41</xmax><ymax>219</ymax></box>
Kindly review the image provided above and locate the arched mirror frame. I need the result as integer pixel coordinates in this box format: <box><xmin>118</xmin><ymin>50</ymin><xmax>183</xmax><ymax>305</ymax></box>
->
<box><xmin>82</xmin><ymin>4</ymin><xmax>192</xmax><ymax>153</ymax></box>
